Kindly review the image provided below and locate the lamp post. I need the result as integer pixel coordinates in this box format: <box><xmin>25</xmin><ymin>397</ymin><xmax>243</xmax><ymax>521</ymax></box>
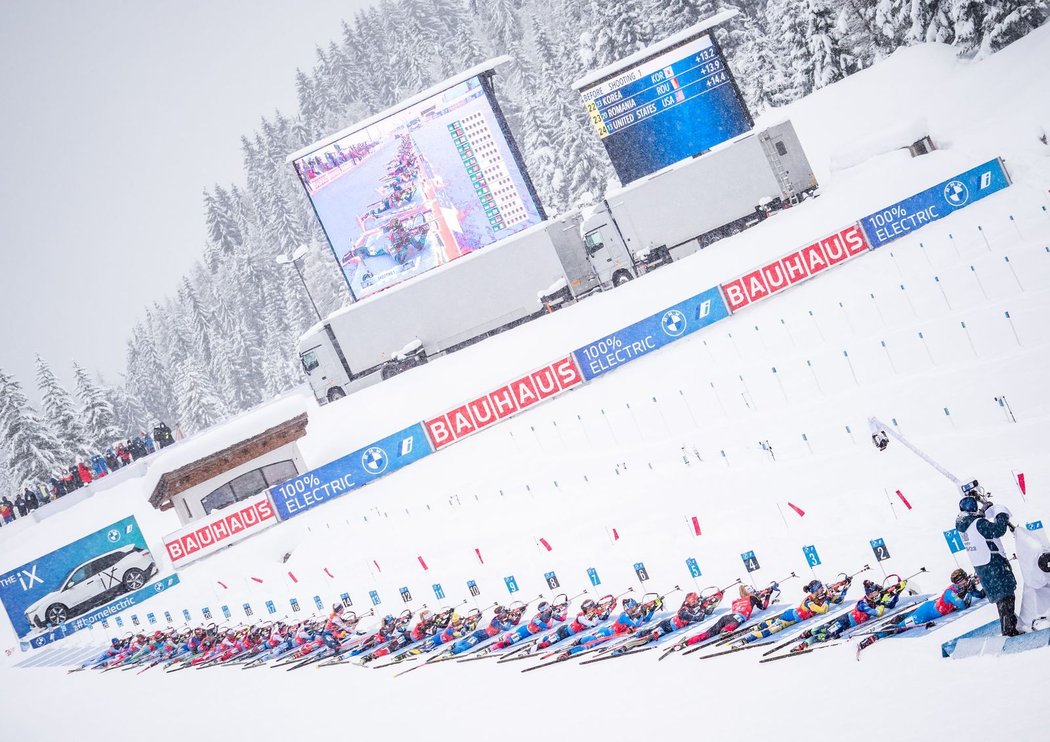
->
<box><xmin>276</xmin><ymin>244</ymin><xmax>322</xmax><ymax>322</ymax></box>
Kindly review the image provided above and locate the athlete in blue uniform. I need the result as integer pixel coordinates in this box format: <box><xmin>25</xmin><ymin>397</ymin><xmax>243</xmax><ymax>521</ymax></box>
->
<box><xmin>450</xmin><ymin>605</ymin><xmax>520</xmax><ymax>655</ymax></box>
<box><xmin>491</xmin><ymin>601</ymin><xmax>565</xmax><ymax>649</ymax></box>
<box><xmin>563</xmin><ymin>598</ymin><xmax>659</xmax><ymax>656</ymax></box>
<box><xmin>856</xmin><ymin>569</ymin><xmax>985</xmax><ymax>655</ymax></box>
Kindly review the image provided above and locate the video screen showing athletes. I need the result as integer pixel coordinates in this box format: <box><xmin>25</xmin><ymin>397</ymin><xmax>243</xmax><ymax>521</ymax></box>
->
<box><xmin>293</xmin><ymin>76</ymin><xmax>544</xmax><ymax>300</ymax></box>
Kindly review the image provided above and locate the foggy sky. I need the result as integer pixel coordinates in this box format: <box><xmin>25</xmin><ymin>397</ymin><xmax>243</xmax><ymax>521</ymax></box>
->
<box><xmin>0</xmin><ymin>0</ymin><xmax>372</xmax><ymax>401</ymax></box>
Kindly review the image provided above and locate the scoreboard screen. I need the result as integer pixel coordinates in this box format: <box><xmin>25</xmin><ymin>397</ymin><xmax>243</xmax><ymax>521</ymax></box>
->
<box><xmin>291</xmin><ymin>73</ymin><xmax>544</xmax><ymax>300</ymax></box>
<box><xmin>579</xmin><ymin>34</ymin><xmax>753</xmax><ymax>185</ymax></box>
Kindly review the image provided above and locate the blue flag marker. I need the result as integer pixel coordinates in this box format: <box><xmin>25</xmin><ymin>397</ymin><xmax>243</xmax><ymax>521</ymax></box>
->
<box><xmin>802</xmin><ymin>545</ymin><xmax>821</xmax><ymax>567</ymax></box>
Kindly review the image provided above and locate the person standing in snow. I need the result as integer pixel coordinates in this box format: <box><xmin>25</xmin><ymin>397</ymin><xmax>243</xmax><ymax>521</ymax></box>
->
<box><xmin>24</xmin><ymin>487</ymin><xmax>38</xmax><ymax>512</ymax></box>
<box><xmin>0</xmin><ymin>496</ymin><xmax>14</xmax><ymax>523</ymax></box>
<box><xmin>14</xmin><ymin>492</ymin><xmax>27</xmax><ymax>517</ymax></box>
<box><xmin>957</xmin><ymin>495</ymin><xmax>1020</xmax><ymax>636</ymax></box>
<box><xmin>77</xmin><ymin>460</ymin><xmax>94</xmax><ymax>485</ymax></box>
<box><xmin>154</xmin><ymin>421</ymin><xmax>174</xmax><ymax>448</ymax></box>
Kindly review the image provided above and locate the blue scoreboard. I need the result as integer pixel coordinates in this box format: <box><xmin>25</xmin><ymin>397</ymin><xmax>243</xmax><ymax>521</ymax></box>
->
<box><xmin>579</xmin><ymin>34</ymin><xmax>753</xmax><ymax>184</ymax></box>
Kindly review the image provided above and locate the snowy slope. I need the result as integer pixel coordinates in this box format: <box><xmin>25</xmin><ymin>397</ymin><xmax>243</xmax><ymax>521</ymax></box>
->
<box><xmin>4</xmin><ymin>29</ymin><xmax>1050</xmax><ymax>742</ymax></box>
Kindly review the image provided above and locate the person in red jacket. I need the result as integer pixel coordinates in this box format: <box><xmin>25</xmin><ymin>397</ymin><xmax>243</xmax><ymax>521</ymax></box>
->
<box><xmin>681</xmin><ymin>583</ymin><xmax>777</xmax><ymax>646</ymax></box>
<box><xmin>77</xmin><ymin>460</ymin><xmax>94</xmax><ymax>485</ymax></box>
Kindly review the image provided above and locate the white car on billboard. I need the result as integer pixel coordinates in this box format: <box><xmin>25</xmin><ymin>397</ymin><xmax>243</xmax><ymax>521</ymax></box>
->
<box><xmin>24</xmin><ymin>545</ymin><xmax>156</xmax><ymax>628</ymax></box>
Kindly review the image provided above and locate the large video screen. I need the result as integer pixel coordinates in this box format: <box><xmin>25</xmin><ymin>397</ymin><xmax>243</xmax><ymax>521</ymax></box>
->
<box><xmin>0</xmin><ymin>516</ymin><xmax>179</xmax><ymax>648</ymax></box>
<box><xmin>579</xmin><ymin>34</ymin><xmax>753</xmax><ymax>185</ymax></box>
<box><xmin>293</xmin><ymin>75</ymin><xmax>544</xmax><ymax>299</ymax></box>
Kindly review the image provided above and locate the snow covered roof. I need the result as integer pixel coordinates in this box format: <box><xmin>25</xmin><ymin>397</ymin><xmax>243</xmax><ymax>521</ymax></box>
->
<box><xmin>572</xmin><ymin>9</ymin><xmax>739</xmax><ymax>91</ymax></box>
<box><xmin>285</xmin><ymin>56</ymin><xmax>515</xmax><ymax>162</ymax></box>
<box><xmin>148</xmin><ymin>413</ymin><xmax>309</xmax><ymax>511</ymax></box>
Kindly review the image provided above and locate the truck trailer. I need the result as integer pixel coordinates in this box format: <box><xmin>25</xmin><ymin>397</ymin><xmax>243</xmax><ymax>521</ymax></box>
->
<box><xmin>581</xmin><ymin>119</ymin><xmax>818</xmax><ymax>285</ymax></box>
<box><xmin>298</xmin><ymin>121</ymin><xmax>817</xmax><ymax>403</ymax></box>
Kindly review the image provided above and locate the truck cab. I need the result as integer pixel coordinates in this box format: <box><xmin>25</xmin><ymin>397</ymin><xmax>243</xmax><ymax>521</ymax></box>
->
<box><xmin>299</xmin><ymin>329</ymin><xmax>353</xmax><ymax>403</ymax></box>
<box><xmin>578</xmin><ymin>203</ymin><xmax>639</xmax><ymax>288</ymax></box>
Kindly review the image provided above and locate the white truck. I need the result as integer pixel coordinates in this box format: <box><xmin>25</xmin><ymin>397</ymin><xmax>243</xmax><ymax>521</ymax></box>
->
<box><xmin>298</xmin><ymin>121</ymin><xmax>816</xmax><ymax>403</ymax></box>
<box><xmin>580</xmin><ymin>120</ymin><xmax>817</xmax><ymax>286</ymax></box>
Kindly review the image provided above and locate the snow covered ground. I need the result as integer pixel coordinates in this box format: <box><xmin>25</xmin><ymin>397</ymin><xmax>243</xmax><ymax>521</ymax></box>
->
<box><xmin>3</xmin><ymin>28</ymin><xmax>1050</xmax><ymax>741</ymax></box>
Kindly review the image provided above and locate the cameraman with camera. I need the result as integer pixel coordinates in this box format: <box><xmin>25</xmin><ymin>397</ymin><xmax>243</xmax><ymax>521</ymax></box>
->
<box><xmin>957</xmin><ymin>486</ymin><xmax>1020</xmax><ymax>637</ymax></box>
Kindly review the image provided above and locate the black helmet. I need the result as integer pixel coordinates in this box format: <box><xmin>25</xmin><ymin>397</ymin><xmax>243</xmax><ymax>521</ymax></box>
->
<box><xmin>950</xmin><ymin>568</ymin><xmax>969</xmax><ymax>584</ymax></box>
<box><xmin>1039</xmin><ymin>553</ymin><xmax>1050</xmax><ymax>574</ymax></box>
<box><xmin>581</xmin><ymin>599</ymin><xmax>597</xmax><ymax>612</ymax></box>
<box><xmin>959</xmin><ymin>496</ymin><xmax>980</xmax><ymax>513</ymax></box>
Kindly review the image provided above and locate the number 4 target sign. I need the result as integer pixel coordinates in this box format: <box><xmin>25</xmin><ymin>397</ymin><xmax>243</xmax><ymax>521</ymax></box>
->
<box><xmin>741</xmin><ymin>550</ymin><xmax>760</xmax><ymax>573</ymax></box>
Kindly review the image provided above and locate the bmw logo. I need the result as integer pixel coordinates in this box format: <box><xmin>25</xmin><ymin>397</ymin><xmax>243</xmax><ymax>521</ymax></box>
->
<box><xmin>361</xmin><ymin>446</ymin><xmax>389</xmax><ymax>475</ymax></box>
<box><xmin>944</xmin><ymin>180</ymin><xmax>969</xmax><ymax>207</ymax></box>
<box><xmin>661</xmin><ymin>309</ymin><xmax>687</xmax><ymax>337</ymax></box>
<box><xmin>107</xmin><ymin>529</ymin><xmax>120</xmax><ymax>543</ymax></box>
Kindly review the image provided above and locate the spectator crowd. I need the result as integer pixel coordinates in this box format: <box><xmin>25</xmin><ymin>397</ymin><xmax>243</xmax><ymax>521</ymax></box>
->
<box><xmin>0</xmin><ymin>422</ymin><xmax>176</xmax><ymax>526</ymax></box>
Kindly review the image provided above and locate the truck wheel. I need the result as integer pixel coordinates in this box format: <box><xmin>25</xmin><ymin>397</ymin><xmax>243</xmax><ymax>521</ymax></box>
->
<box><xmin>122</xmin><ymin>568</ymin><xmax>147</xmax><ymax>591</ymax></box>
<box><xmin>612</xmin><ymin>270</ymin><xmax>634</xmax><ymax>287</ymax></box>
<box><xmin>326</xmin><ymin>387</ymin><xmax>346</xmax><ymax>403</ymax></box>
<box><xmin>46</xmin><ymin>603</ymin><xmax>69</xmax><ymax>626</ymax></box>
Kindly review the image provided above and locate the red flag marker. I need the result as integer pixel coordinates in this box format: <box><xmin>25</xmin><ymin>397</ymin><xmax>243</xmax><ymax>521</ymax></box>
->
<box><xmin>250</xmin><ymin>576</ymin><xmax>263</xmax><ymax>583</ymax></box>
<box><xmin>323</xmin><ymin>567</ymin><xmax>334</xmax><ymax>579</ymax></box>
<box><xmin>895</xmin><ymin>490</ymin><xmax>913</xmax><ymax>510</ymax></box>
<box><xmin>288</xmin><ymin>571</ymin><xmax>298</xmax><ymax>583</ymax></box>
<box><xmin>612</xmin><ymin>528</ymin><xmax>620</xmax><ymax>541</ymax></box>
<box><xmin>373</xmin><ymin>560</ymin><xmax>382</xmax><ymax>573</ymax></box>
<box><xmin>1017</xmin><ymin>472</ymin><xmax>1027</xmax><ymax>496</ymax></box>
<box><xmin>474</xmin><ymin>548</ymin><xmax>484</xmax><ymax>564</ymax></box>
<box><xmin>418</xmin><ymin>555</ymin><xmax>429</xmax><ymax>571</ymax></box>
<box><xmin>538</xmin><ymin>538</ymin><xmax>552</xmax><ymax>552</ymax></box>
<box><xmin>690</xmin><ymin>516</ymin><xmax>702</xmax><ymax>536</ymax></box>
<box><xmin>217</xmin><ymin>580</ymin><xmax>228</xmax><ymax>590</ymax></box>
<box><xmin>787</xmin><ymin>502</ymin><xmax>806</xmax><ymax>517</ymax></box>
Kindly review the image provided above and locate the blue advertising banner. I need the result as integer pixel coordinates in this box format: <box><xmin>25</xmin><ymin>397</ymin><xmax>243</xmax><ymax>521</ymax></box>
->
<box><xmin>859</xmin><ymin>159</ymin><xmax>1010</xmax><ymax>249</ymax></box>
<box><xmin>587</xmin><ymin>568</ymin><xmax>601</xmax><ymax>587</ymax></box>
<box><xmin>22</xmin><ymin>575</ymin><xmax>179</xmax><ymax>650</ymax></box>
<box><xmin>574</xmin><ymin>286</ymin><xmax>729</xmax><ymax>380</ymax></box>
<box><xmin>269</xmin><ymin>423</ymin><xmax>434</xmax><ymax>520</ymax></box>
<box><xmin>0</xmin><ymin>516</ymin><xmax>170</xmax><ymax>643</ymax></box>
<box><xmin>504</xmin><ymin>576</ymin><xmax>519</xmax><ymax>594</ymax></box>
<box><xmin>685</xmin><ymin>558</ymin><xmax>701</xmax><ymax>578</ymax></box>
<box><xmin>943</xmin><ymin>529</ymin><xmax>965</xmax><ymax>554</ymax></box>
